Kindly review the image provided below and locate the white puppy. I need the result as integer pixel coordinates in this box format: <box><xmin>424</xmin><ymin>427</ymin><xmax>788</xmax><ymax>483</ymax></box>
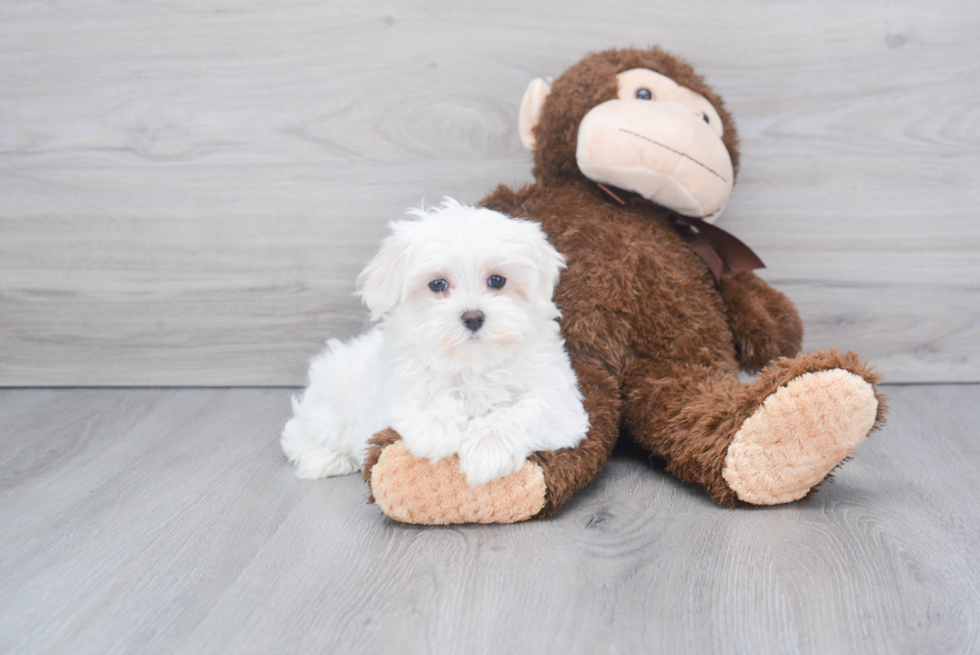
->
<box><xmin>281</xmin><ymin>199</ymin><xmax>589</xmax><ymax>486</ymax></box>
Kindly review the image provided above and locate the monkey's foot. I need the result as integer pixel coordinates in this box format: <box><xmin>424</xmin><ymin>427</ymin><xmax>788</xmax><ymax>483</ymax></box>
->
<box><xmin>363</xmin><ymin>430</ymin><xmax>546</xmax><ymax>524</ymax></box>
<box><xmin>722</xmin><ymin>368</ymin><xmax>879</xmax><ymax>505</ymax></box>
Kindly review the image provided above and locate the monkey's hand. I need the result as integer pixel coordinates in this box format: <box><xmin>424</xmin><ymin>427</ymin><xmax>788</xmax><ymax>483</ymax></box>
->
<box><xmin>718</xmin><ymin>271</ymin><xmax>804</xmax><ymax>373</ymax></box>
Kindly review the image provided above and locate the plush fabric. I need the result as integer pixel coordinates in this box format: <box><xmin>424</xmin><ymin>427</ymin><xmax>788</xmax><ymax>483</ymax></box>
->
<box><xmin>363</xmin><ymin>47</ymin><xmax>887</xmax><ymax>523</ymax></box>
<box><xmin>723</xmin><ymin>368</ymin><xmax>879</xmax><ymax>505</ymax></box>
<box><xmin>529</xmin><ymin>47</ymin><xmax>741</xmax><ymax>187</ymax></box>
<box><xmin>364</xmin><ymin>430</ymin><xmax>547</xmax><ymax>524</ymax></box>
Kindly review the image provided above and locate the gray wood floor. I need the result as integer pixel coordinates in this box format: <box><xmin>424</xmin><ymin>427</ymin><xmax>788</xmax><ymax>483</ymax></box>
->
<box><xmin>2</xmin><ymin>0</ymin><xmax>979</xmax><ymax>385</ymax></box>
<box><xmin>1</xmin><ymin>384</ymin><xmax>977</xmax><ymax>654</ymax></box>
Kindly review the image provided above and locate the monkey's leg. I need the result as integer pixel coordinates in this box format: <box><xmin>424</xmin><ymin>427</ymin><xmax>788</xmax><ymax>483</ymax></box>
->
<box><xmin>621</xmin><ymin>349</ymin><xmax>887</xmax><ymax>507</ymax></box>
<box><xmin>362</xmin><ymin>364</ymin><xmax>621</xmax><ymax>523</ymax></box>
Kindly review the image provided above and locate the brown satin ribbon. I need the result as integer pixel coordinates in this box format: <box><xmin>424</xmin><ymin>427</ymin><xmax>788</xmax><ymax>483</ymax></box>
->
<box><xmin>596</xmin><ymin>183</ymin><xmax>765</xmax><ymax>281</ymax></box>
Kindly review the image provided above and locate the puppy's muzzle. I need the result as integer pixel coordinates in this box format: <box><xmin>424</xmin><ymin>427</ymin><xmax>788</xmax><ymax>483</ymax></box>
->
<box><xmin>461</xmin><ymin>310</ymin><xmax>485</xmax><ymax>332</ymax></box>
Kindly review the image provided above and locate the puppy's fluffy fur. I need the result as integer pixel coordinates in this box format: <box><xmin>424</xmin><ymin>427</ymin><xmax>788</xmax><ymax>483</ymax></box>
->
<box><xmin>281</xmin><ymin>199</ymin><xmax>589</xmax><ymax>486</ymax></box>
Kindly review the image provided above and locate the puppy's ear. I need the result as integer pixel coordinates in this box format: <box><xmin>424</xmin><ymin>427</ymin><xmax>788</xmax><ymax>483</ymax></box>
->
<box><xmin>356</xmin><ymin>223</ymin><xmax>412</xmax><ymax>319</ymax></box>
<box><xmin>522</xmin><ymin>220</ymin><xmax>565</xmax><ymax>303</ymax></box>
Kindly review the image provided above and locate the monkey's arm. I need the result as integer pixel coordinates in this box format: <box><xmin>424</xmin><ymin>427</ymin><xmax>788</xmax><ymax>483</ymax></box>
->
<box><xmin>718</xmin><ymin>271</ymin><xmax>803</xmax><ymax>373</ymax></box>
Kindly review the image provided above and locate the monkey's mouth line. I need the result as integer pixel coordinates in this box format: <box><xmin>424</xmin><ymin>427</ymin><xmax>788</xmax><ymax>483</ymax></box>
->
<box><xmin>618</xmin><ymin>128</ymin><xmax>728</xmax><ymax>184</ymax></box>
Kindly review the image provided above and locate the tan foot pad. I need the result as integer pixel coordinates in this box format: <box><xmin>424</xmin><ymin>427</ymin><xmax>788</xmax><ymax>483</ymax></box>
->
<box><xmin>370</xmin><ymin>441</ymin><xmax>547</xmax><ymax>524</ymax></box>
<box><xmin>722</xmin><ymin>369</ymin><xmax>878</xmax><ymax>505</ymax></box>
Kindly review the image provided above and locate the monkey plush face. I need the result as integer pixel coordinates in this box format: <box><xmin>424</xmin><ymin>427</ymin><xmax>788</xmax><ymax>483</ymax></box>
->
<box><xmin>518</xmin><ymin>48</ymin><xmax>738</xmax><ymax>222</ymax></box>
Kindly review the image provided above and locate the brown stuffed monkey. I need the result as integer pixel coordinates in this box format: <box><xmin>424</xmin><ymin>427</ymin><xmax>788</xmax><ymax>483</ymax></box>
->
<box><xmin>363</xmin><ymin>47</ymin><xmax>887</xmax><ymax>524</ymax></box>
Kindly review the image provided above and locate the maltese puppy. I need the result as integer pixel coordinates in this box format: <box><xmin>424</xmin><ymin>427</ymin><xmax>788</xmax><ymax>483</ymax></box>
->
<box><xmin>280</xmin><ymin>198</ymin><xmax>589</xmax><ymax>486</ymax></box>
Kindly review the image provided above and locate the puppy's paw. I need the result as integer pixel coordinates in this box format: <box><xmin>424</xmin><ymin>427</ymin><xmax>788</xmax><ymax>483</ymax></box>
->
<box><xmin>458</xmin><ymin>418</ymin><xmax>527</xmax><ymax>486</ymax></box>
<box><xmin>395</xmin><ymin>412</ymin><xmax>466</xmax><ymax>463</ymax></box>
<box><xmin>294</xmin><ymin>445</ymin><xmax>359</xmax><ymax>479</ymax></box>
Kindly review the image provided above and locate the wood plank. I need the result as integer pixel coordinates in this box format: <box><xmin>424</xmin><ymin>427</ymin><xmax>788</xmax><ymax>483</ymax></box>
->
<box><xmin>0</xmin><ymin>385</ymin><xmax>977</xmax><ymax>653</ymax></box>
<box><xmin>1</xmin><ymin>0</ymin><xmax>978</xmax><ymax>384</ymax></box>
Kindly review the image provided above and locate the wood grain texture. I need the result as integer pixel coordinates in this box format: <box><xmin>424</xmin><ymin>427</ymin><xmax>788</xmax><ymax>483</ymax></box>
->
<box><xmin>1</xmin><ymin>0</ymin><xmax>978</xmax><ymax>385</ymax></box>
<box><xmin>0</xmin><ymin>385</ymin><xmax>977</xmax><ymax>654</ymax></box>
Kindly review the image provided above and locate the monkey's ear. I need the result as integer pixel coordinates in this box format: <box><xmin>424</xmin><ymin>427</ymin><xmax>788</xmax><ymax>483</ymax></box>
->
<box><xmin>518</xmin><ymin>78</ymin><xmax>551</xmax><ymax>151</ymax></box>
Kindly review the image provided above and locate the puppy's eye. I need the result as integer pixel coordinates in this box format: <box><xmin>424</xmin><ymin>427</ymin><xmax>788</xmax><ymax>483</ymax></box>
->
<box><xmin>635</xmin><ymin>88</ymin><xmax>653</xmax><ymax>100</ymax></box>
<box><xmin>428</xmin><ymin>279</ymin><xmax>448</xmax><ymax>293</ymax></box>
<box><xmin>702</xmin><ymin>113</ymin><xmax>710</xmax><ymax>124</ymax></box>
<box><xmin>487</xmin><ymin>275</ymin><xmax>506</xmax><ymax>289</ymax></box>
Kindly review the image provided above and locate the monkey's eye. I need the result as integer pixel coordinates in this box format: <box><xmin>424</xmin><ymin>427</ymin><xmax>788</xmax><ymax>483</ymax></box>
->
<box><xmin>635</xmin><ymin>88</ymin><xmax>653</xmax><ymax>100</ymax></box>
<box><xmin>702</xmin><ymin>113</ymin><xmax>710</xmax><ymax>124</ymax></box>
<box><xmin>487</xmin><ymin>275</ymin><xmax>506</xmax><ymax>289</ymax></box>
<box><xmin>428</xmin><ymin>279</ymin><xmax>449</xmax><ymax>293</ymax></box>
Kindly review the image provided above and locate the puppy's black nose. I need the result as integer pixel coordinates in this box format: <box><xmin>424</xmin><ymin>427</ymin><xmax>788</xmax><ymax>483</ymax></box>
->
<box><xmin>461</xmin><ymin>310</ymin><xmax>485</xmax><ymax>332</ymax></box>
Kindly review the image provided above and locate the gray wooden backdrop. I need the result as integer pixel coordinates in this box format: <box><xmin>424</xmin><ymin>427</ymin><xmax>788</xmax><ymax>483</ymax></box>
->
<box><xmin>2</xmin><ymin>0</ymin><xmax>978</xmax><ymax>386</ymax></box>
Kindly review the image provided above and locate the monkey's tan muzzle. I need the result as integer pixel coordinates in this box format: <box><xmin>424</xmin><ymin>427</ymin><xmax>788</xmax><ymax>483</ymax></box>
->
<box><xmin>576</xmin><ymin>99</ymin><xmax>734</xmax><ymax>221</ymax></box>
